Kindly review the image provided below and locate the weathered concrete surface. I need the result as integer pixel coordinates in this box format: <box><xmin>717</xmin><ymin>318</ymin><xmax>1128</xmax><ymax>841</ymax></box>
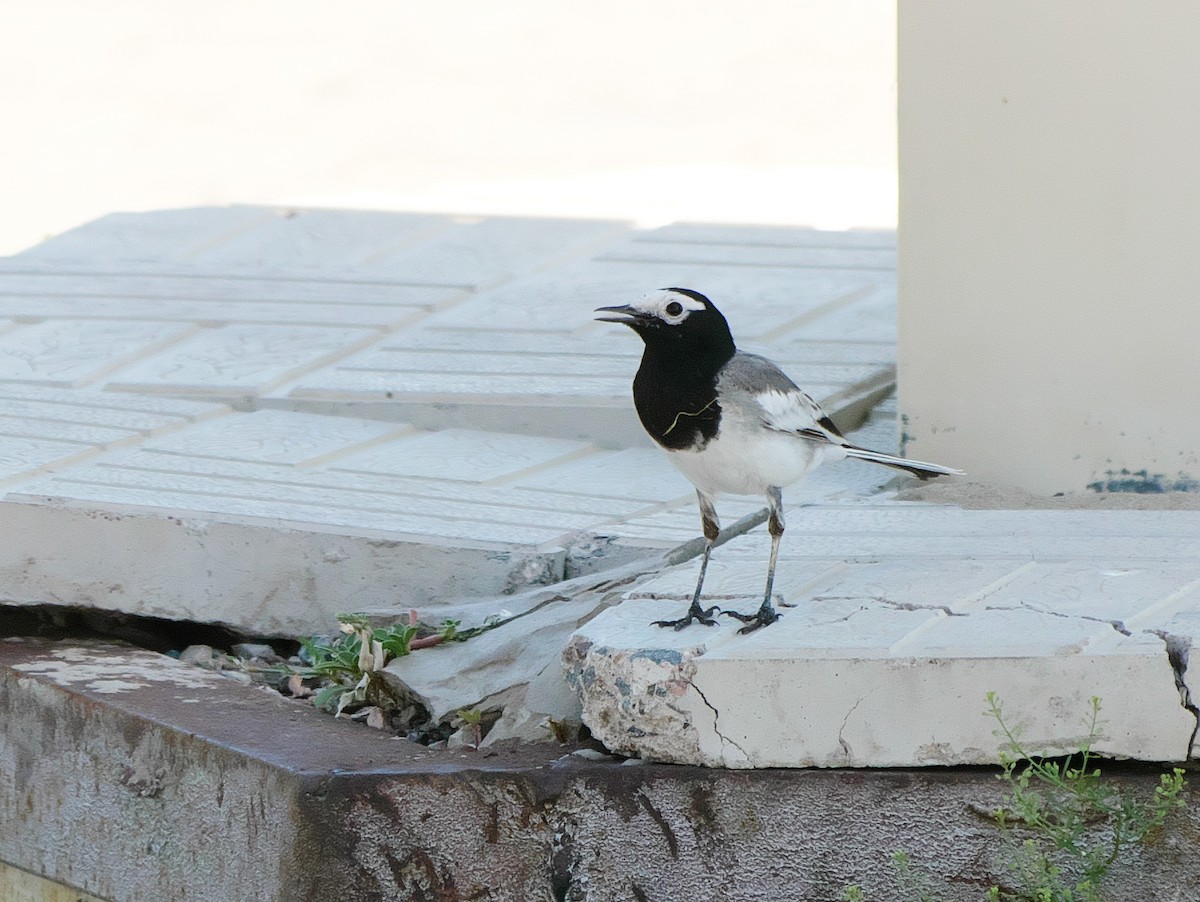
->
<box><xmin>567</xmin><ymin>513</ymin><xmax>1200</xmax><ymax>768</ymax></box>
<box><xmin>0</xmin><ymin>864</ymin><xmax>107</xmax><ymax>902</ymax></box>
<box><xmin>0</xmin><ymin>213</ymin><xmax>902</xmax><ymax>639</ymax></box>
<box><xmin>0</xmin><ymin>208</ymin><xmax>897</xmax><ymax>447</ymax></box>
<box><xmin>0</xmin><ymin>497</ymin><xmax>569</xmax><ymax>637</ymax></box>
<box><xmin>4</xmin><ymin>637</ymin><xmax>1200</xmax><ymax>902</ymax></box>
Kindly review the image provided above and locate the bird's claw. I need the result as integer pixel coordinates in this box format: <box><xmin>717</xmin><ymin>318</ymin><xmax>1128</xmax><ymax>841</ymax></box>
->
<box><xmin>652</xmin><ymin>603</ymin><xmax>721</xmax><ymax>630</ymax></box>
<box><xmin>721</xmin><ymin>604</ymin><xmax>782</xmax><ymax>634</ymax></box>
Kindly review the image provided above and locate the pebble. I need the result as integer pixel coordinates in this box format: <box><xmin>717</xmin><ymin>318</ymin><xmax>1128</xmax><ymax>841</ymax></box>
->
<box><xmin>232</xmin><ymin>642</ymin><xmax>278</xmax><ymax>661</ymax></box>
<box><xmin>179</xmin><ymin>645</ymin><xmax>215</xmax><ymax>667</ymax></box>
<box><xmin>570</xmin><ymin>748</ymin><xmax>615</xmax><ymax>761</ymax></box>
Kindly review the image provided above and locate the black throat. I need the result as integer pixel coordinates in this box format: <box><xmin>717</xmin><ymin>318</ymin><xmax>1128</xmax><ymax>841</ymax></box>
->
<box><xmin>632</xmin><ymin>331</ymin><xmax>736</xmax><ymax>452</ymax></box>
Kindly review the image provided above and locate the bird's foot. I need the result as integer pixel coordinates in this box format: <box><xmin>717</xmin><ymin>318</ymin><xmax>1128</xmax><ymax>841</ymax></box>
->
<box><xmin>722</xmin><ymin>601</ymin><xmax>782</xmax><ymax>634</ymax></box>
<box><xmin>653</xmin><ymin>601</ymin><xmax>721</xmax><ymax>630</ymax></box>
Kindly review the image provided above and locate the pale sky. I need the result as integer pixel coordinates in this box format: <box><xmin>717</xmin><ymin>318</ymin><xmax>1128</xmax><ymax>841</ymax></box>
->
<box><xmin>0</xmin><ymin>1</ymin><xmax>897</xmax><ymax>254</ymax></box>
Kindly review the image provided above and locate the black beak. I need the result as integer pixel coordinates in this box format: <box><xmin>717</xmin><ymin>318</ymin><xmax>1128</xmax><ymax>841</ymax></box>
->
<box><xmin>594</xmin><ymin>304</ymin><xmax>643</xmax><ymax>326</ymax></box>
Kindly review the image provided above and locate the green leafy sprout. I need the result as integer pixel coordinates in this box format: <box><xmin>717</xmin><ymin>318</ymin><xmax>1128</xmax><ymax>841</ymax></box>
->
<box><xmin>841</xmin><ymin>693</ymin><xmax>1188</xmax><ymax>902</ymax></box>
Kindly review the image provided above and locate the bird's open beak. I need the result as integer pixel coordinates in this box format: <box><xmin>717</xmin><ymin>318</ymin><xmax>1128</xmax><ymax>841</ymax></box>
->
<box><xmin>594</xmin><ymin>304</ymin><xmax>642</xmax><ymax>325</ymax></box>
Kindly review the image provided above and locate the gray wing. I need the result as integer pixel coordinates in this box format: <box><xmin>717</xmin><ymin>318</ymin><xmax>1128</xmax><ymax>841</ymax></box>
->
<box><xmin>718</xmin><ymin>352</ymin><xmax>847</xmax><ymax>442</ymax></box>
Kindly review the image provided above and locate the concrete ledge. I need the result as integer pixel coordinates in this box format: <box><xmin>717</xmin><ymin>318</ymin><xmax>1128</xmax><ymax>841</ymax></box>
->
<box><xmin>4</xmin><ymin>637</ymin><xmax>1199</xmax><ymax>902</ymax></box>
<box><xmin>566</xmin><ymin>519</ymin><xmax>1200</xmax><ymax>768</ymax></box>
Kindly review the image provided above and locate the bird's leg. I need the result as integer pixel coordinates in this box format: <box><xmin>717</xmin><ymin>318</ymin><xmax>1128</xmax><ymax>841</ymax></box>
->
<box><xmin>724</xmin><ymin>487</ymin><xmax>785</xmax><ymax>633</ymax></box>
<box><xmin>653</xmin><ymin>492</ymin><xmax>721</xmax><ymax>630</ymax></box>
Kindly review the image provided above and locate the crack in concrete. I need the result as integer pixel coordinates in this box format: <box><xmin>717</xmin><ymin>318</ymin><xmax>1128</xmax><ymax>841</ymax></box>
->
<box><xmin>689</xmin><ymin>679</ymin><xmax>751</xmax><ymax>764</ymax></box>
<box><xmin>814</xmin><ymin>594</ymin><xmax>967</xmax><ymax>617</ymax></box>
<box><xmin>838</xmin><ymin>696</ymin><xmax>865</xmax><ymax>763</ymax></box>
<box><xmin>1146</xmin><ymin>628</ymin><xmax>1200</xmax><ymax>759</ymax></box>
<box><xmin>985</xmin><ymin>602</ymin><xmax>1132</xmax><ymax>637</ymax></box>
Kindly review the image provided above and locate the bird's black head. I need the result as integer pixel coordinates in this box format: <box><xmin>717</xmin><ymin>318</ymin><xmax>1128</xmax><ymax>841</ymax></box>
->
<box><xmin>595</xmin><ymin>288</ymin><xmax>736</xmax><ymax>367</ymax></box>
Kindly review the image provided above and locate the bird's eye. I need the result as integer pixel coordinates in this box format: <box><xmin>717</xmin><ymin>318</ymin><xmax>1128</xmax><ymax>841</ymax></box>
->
<box><xmin>664</xmin><ymin>301</ymin><xmax>684</xmax><ymax>317</ymax></box>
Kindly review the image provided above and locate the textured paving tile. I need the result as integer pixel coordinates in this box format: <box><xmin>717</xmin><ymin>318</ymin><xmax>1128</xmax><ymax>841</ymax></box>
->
<box><xmin>0</xmin><ymin>207</ymin><xmax>638</xmax><ymax>404</ymax></box>
<box><xmin>0</xmin><ymin>319</ymin><xmax>199</xmax><ymax>387</ymax></box>
<box><xmin>0</xmin><ymin>406</ymin><xmax>690</xmax><ymax>634</ymax></box>
<box><xmin>0</xmin><ymin>385</ymin><xmax>228</xmax><ymax>486</ymax></box>
<box><xmin>105</xmin><ymin>322</ymin><xmax>385</xmax><ymax>395</ymax></box>
<box><xmin>275</xmin><ymin>229</ymin><xmax>898</xmax><ymax>443</ymax></box>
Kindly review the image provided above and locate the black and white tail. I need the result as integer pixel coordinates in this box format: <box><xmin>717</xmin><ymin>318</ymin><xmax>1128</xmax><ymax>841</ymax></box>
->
<box><xmin>843</xmin><ymin>444</ymin><xmax>964</xmax><ymax>481</ymax></box>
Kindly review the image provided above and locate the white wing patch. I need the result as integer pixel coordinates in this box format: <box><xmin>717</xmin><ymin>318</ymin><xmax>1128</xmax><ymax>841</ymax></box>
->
<box><xmin>754</xmin><ymin>389</ymin><xmax>840</xmax><ymax>442</ymax></box>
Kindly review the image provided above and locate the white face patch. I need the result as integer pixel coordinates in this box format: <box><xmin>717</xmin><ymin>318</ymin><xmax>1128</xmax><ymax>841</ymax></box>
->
<box><xmin>630</xmin><ymin>289</ymin><xmax>708</xmax><ymax>325</ymax></box>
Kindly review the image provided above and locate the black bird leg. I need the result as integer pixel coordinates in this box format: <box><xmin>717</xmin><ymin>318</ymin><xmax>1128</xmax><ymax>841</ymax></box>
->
<box><xmin>654</xmin><ymin>491</ymin><xmax>721</xmax><ymax>629</ymax></box>
<box><xmin>724</xmin><ymin>486</ymin><xmax>784</xmax><ymax>633</ymax></box>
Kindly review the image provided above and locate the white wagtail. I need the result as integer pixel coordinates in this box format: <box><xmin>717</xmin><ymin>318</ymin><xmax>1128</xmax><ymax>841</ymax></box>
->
<box><xmin>596</xmin><ymin>288</ymin><xmax>963</xmax><ymax>633</ymax></box>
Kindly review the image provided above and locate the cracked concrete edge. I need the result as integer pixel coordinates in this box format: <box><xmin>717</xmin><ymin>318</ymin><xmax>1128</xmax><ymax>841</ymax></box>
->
<box><xmin>1151</xmin><ymin>628</ymin><xmax>1200</xmax><ymax>758</ymax></box>
<box><xmin>0</xmin><ymin>499</ymin><xmax>568</xmax><ymax>637</ymax></box>
<box><xmin>564</xmin><ymin>619</ymin><xmax>1199</xmax><ymax>768</ymax></box>
<box><xmin>372</xmin><ymin>509</ymin><xmax>771</xmax><ymax>728</ymax></box>
<box><xmin>11</xmin><ymin>638</ymin><xmax>1200</xmax><ymax>897</ymax></box>
<box><xmin>6</xmin><ymin>636</ymin><xmax>1200</xmax><ymax>901</ymax></box>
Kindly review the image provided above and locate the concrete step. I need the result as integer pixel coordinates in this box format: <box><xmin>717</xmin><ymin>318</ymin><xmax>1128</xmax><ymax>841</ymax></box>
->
<box><xmin>5</xmin><ymin>206</ymin><xmax>1197</xmax><ymax>781</ymax></box>
<box><xmin>0</xmin><ymin>392</ymin><xmax>895</xmax><ymax>637</ymax></box>
<box><xmin>566</xmin><ymin>514</ymin><xmax>1200</xmax><ymax>768</ymax></box>
<box><xmin>3</xmin><ymin>635</ymin><xmax>1197</xmax><ymax>902</ymax></box>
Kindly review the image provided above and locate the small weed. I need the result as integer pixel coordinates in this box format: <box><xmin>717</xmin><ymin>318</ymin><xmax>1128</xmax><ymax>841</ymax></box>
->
<box><xmin>285</xmin><ymin>609</ymin><xmax>512</xmax><ymax>741</ymax></box>
<box><xmin>294</xmin><ymin>613</ymin><xmax>426</xmax><ymax>715</ymax></box>
<box><xmin>891</xmin><ymin>850</ymin><xmax>952</xmax><ymax>902</ymax></box>
<box><xmin>984</xmin><ymin>692</ymin><xmax>1186</xmax><ymax>901</ymax></box>
<box><xmin>454</xmin><ymin>707</ymin><xmax>485</xmax><ymax>748</ymax></box>
<box><xmin>839</xmin><ymin>694</ymin><xmax>1187</xmax><ymax>901</ymax></box>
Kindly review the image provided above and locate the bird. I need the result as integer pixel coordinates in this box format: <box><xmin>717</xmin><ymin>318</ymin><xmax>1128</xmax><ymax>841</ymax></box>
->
<box><xmin>595</xmin><ymin>287</ymin><xmax>962</xmax><ymax>633</ymax></box>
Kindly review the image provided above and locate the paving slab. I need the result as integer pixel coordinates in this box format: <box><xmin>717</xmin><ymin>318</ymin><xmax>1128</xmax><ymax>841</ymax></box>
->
<box><xmin>0</xmin><ymin>385</ymin><xmax>229</xmax><ymax>488</ymax></box>
<box><xmin>0</xmin><ymin>380</ymin><xmax>906</xmax><ymax>638</ymax></box>
<box><xmin>0</xmin><ymin>206</ymin><xmax>636</xmax><ymax>407</ymax></box>
<box><xmin>5</xmin><ymin>636</ymin><xmax>1200</xmax><ymax>902</ymax></box>
<box><xmin>271</xmin><ymin>225</ymin><xmax>898</xmax><ymax>443</ymax></box>
<box><xmin>0</xmin><ymin>401</ymin><xmax>896</xmax><ymax>637</ymax></box>
<box><xmin>566</xmin><ymin>512</ymin><xmax>1200</xmax><ymax>768</ymax></box>
<box><xmin>0</xmin><ymin>209</ymin><xmax>898</xmax><ymax>447</ymax></box>
<box><xmin>3</xmin><ymin>206</ymin><xmax>1197</xmax><ymax>780</ymax></box>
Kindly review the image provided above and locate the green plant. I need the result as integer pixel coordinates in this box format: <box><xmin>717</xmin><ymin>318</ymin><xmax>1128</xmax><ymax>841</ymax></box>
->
<box><xmin>454</xmin><ymin>707</ymin><xmax>485</xmax><ymax>747</ymax></box>
<box><xmin>984</xmin><ymin>692</ymin><xmax>1187</xmax><ymax>902</ymax></box>
<box><xmin>838</xmin><ymin>695</ymin><xmax>1188</xmax><ymax>902</ymax></box>
<box><xmin>296</xmin><ymin>613</ymin><xmax>425</xmax><ymax>714</ymax></box>
<box><xmin>891</xmin><ymin>850</ymin><xmax>952</xmax><ymax>902</ymax></box>
<box><xmin>292</xmin><ymin>608</ymin><xmax>507</xmax><ymax>722</ymax></box>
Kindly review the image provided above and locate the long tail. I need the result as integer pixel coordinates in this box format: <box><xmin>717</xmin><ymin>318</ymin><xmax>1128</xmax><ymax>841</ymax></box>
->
<box><xmin>843</xmin><ymin>444</ymin><xmax>964</xmax><ymax>481</ymax></box>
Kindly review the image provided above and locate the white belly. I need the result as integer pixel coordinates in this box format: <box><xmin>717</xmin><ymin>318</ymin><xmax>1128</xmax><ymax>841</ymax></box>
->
<box><xmin>667</xmin><ymin>428</ymin><xmax>844</xmax><ymax>498</ymax></box>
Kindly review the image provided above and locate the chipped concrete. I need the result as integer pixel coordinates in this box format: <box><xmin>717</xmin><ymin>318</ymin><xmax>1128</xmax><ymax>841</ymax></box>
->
<box><xmin>568</xmin><ymin>540</ymin><xmax>1200</xmax><ymax>768</ymax></box>
<box><xmin>3</xmin><ymin>208</ymin><xmax>1199</xmax><ymax>794</ymax></box>
<box><xmin>0</xmin><ymin>211</ymin><xmax>902</xmax><ymax>638</ymax></box>
<box><xmin>6</xmin><ymin>637</ymin><xmax>1200</xmax><ymax>902</ymax></box>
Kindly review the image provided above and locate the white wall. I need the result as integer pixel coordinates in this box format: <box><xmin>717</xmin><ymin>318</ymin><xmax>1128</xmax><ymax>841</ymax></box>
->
<box><xmin>898</xmin><ymin>1</ymin><xmax>1200</xmax><ymax>494</ymax></box>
